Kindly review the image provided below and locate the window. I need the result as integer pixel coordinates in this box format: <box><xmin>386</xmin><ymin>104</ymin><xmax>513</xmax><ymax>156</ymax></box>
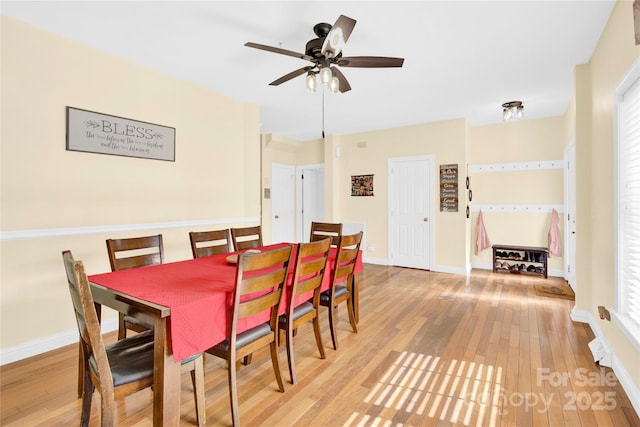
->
<box><xmin>614</xmin><ymin>57</ymin><xmax>640</xmax><ymax>350</ymax></box>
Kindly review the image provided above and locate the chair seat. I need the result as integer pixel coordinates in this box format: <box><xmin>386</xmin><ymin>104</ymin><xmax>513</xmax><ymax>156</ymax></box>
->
<box><xmin>279</xmin><ymin>301</ymin><xmax>314</xmax><ymax>324</ymax></box>
<box><xmin>320</xmin><ymin>284</ymin><xmax>348</xmax><ymax>304</ymax></box>
<box><xmin>89</xmin><ymin>330</ymin><xmax>154</xmax><ymax>387</ymax></box>
<box><xmin>210</xmin><ymin>323</ymin><xmax>272</xmax><ymax>352</ymax></box>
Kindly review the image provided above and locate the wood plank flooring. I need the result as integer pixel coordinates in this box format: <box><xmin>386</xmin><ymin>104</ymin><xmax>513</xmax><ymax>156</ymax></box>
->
<box><xmin>1</xmin><ymin>265</ymin><xmax>639</xmax><ymax>426</ymax></box>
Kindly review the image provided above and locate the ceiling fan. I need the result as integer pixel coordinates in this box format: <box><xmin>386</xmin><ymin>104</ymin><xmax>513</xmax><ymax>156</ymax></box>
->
<box><xmin>245</xmin><ymin>15</ymin><xmax>404</xmax><ymax>93</ymax></box>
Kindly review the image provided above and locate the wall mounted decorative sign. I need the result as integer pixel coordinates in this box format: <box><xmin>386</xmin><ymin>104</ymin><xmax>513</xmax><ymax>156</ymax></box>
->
<box><xmin>351</xmin><ymin>174</ymin><xmax>374</xmax><ymax>196</ymax></box>
<box><xmin>440</xmin><ymin>164</ymin><xmax>458</xmax><ymax>212</ymax></box>
<box><xmin>66</xmin><ymin>107</ymin><xmax>175</xmax><ymax>161</ymax></box>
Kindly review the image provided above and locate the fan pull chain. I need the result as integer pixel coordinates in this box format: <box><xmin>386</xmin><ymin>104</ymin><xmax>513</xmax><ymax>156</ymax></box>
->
<box><xmin>322</xmin><ymin>90</ymin><xmax>325</xmax><ymax>139</ymax></box>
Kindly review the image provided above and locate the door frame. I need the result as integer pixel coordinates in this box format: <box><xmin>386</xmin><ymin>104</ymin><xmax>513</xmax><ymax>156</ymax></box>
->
<box><xmin>271</xmin><ymin>162</ymin><xmax>296</xmax><ymax>244</ymax></box>
<box><xmin>387</xmin><ymin>155</ymin><xmax>434</xmax><ymax>269</ymax></box>
<box><xmin>295</xmin><ymin>163</ymin><xmax>325</xmax><ymax>242</ymax></box>
<box><xmin>564</xmin><ymin>141</ymin><xmax>576</xmax><ymax>289</ymax></box>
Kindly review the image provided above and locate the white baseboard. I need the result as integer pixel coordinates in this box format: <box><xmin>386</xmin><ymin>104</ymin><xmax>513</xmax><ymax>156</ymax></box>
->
<box><xmin>571</xmin><ymin>308</ymin><xmax>640</xmax><ymax>418</ymax></box>
<box><xmin>0</xmin><ymin>318</ymin><xmax>118</xmax><ymax>366</ymax></box>
<box><xmin>362</xmin><ymin>256</ymin><xmax>388</xmax><ymax>265</ymax></box>
<box><xmin>432</xmin><ymin>264</ymin><xmax>467</xmax><ymax>275</ymax></box>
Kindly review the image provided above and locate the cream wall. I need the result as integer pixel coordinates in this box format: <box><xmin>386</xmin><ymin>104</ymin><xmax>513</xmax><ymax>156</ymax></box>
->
<box><xmin>573</xmin><ymin>0</ymin><xmax>640</xmax><ymax>398</ymax></box>
<box><xmin>0</xmin><ymin>17</ymin><xmax>260</xmax><ymax>354</ymax></box>
<box><xmin>334</xmin><ymin>120</ymin><xmax>468</xmax><ymax>270</ymax></box>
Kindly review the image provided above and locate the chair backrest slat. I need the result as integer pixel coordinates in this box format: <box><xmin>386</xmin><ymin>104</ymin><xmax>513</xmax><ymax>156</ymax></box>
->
<box><xmin>189</xmin><ymin>229</ymin><xmax>231</xmax><ymax>258</ymax></box>
<box><xmin>288</xmin><ymin>238</ymin><xmax>332</xmax><ymax>314</ymax></box>
<box><xmin>330</xmin><ymin>232</ymin><xmax>363</xmax><ymax>286</ymax></box>
<box><xmin>310</xmin><ymin>222</ymin><xmax>342</xmax><ymax>246</ymax></box>
<box><xmin>106</xmin><ymin>235</ymin><xmax>164</xmax><ymax>271</ymax></box>
<box><xmin>230</xmin><ymin>245</ymin><xmax>292</xmax><ymax>335</ymax></box>
<box><xmin>231</xmin><ymin>226</ymin><xmax>263</xmax><ymax>251</ymax></box>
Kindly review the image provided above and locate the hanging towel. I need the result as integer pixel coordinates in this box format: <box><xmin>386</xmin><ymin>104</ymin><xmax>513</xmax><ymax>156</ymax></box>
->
<box><xmin>548</xmin><ymin>208</ymin><xmax>562</xmax><ymax>257</ymax></box>
<box><xmin>475</xmin><ymin>210</ymin><xmax>491</xmax><ymax>255</ymax></box>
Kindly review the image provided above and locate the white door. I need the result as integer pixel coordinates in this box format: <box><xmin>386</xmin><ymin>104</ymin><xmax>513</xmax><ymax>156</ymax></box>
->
<box><xmin>564</xmin><ymin>143</ymin><xmax>576</xmax><ymax>289</ymax></box>
<box><xmin>271</xmin><ymin>163</ymin><xmax>295</xmax><ymax>243</ymax></box>
<box><xmin>296</xmin><ymin>165</ymin><xmax>325</xmax><ymax>242</ymax></box>
<box><xmin>389</xmin><ymin>157</ymin><xmax>433</xmax><ymax>269</ymax></box>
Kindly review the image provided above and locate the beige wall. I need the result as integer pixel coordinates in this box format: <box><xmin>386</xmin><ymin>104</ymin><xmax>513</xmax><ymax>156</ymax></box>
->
<box><xmin>334</xmin><ymin>119</ymin><xmax>468</xmax><ymax>270</ymax></box>
<box><xmin>1</xmin><ymin>17</ymin><xmax>260</xmax><ymax>350</ymax></box>
<box><xmin>575</xmin><ymin>0</ymin><xmax>640</xmax><ymax>393</ymax></box>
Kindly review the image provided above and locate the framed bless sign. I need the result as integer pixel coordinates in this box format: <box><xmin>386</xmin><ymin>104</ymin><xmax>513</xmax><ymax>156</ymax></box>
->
<box><xmin>66</xmin><ymin>107</ymin><xmax>176</xmax><ymax>161</ymax></box>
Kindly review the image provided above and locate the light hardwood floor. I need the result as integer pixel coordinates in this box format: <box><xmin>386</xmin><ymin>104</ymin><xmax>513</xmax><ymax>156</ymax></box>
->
<box><xmin>1</xmin><ymin>265</ymin><xmax>639</xmax><ymax>426</ymax></box>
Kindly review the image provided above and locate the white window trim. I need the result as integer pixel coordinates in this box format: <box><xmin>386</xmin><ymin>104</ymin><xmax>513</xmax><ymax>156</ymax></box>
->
<box><xmin>613</xmin><ymin>56</ymin><xmax>640</xmax><ymax>351</ymax></box>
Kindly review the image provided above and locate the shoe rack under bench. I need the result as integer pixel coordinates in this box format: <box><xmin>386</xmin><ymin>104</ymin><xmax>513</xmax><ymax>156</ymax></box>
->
<box><xmin>492</xmin><ymin>244</ymin><xmax>548</xmax><ymax>278</ymax></box>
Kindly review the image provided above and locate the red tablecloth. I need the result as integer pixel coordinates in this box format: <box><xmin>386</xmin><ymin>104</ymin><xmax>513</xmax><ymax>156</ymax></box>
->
<box><xmin>88</xmin><ymin>243</ymin><xmax>363</xmax><ymax>362</ymax></box>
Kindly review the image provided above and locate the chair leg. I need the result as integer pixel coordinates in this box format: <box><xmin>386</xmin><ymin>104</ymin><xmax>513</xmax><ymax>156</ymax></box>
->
<box><xmin>346</xmin><ymin>296</ymin><xmax>358</xmax><ymax>334</ymax></box>
<box><xmin>190</xmin><ymin>355</ymin><xmax>206</xmax><ymax>426</ymax></box>
<box><xmin>117</xmin><ymin>313</ymin><xmax>127</xmax><ymax>340</ymax></box>
<box><xmin>228</xmin><ymin>354</ymin><xmax>240</xmax><ymax>427</ymax></box>
<box><xmin>285</xmin><ymin>323</ymin><xmax>296</xmax><ymax>384</ymax></box>
<box><xmin>352</xmin><ymin>275</ymin><xmax>360</xmax><ymax>324</ymax></box>
<box><xmin>77</xmin><ymin>342</ymin><xmax>84</xmax><ymax>397</ymax></box>
<box><xmin>269</xmin><ymin>340</ymin><xmax>285</xmax><ymax>392</ymax></box>
<box><xmin>100</xmin><ymin>392</ymin><xmax>116</xmax><ymax>427</ymax></box>
<box><xmin>312</xmin><ymin>314</ymin><xmax>326</xmax><ymax>360</ymax></box>
<box><xmin>328</xmin><ymin>303</ymin><xmax>339</xmax><ymax>351</ymax></box>
<box><xmin>80</xmin><ymin>368</ymin><xmax>93</xmax><ymax>427</ymax></box>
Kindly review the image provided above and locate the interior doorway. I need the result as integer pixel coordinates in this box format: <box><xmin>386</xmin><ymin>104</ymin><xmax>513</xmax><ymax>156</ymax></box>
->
<box><xmin>296</xmin><ymin>164</ymin><xmax>325</xmax><ymax>242</ymax></box>
<box><xmin>271</xmin><ymin>163</ymin><xmax>295</xmax><ymax>243</ymax></box>
<box><xmin>388</xmin><ymin>156</ymin><xmax>433</xmax><ymax>270</ymax></box>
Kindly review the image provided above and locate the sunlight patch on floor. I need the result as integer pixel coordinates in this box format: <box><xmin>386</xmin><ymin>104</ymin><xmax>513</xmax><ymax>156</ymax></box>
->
<box><xmin>346</xmin><ymin>351</ymin><xmax>505</xmax><ymax>427</ymax></box>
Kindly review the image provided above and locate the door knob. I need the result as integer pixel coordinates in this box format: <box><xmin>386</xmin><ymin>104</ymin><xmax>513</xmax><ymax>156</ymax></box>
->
<box><xmin>424</xmin><ymin>217</ymin><xmax>429</xmax><ymax>222</ymax></box>
<box><xmin>275</xmin><ymin>215</ymin><xmax>280</xmax><ymax>219</ymax></box>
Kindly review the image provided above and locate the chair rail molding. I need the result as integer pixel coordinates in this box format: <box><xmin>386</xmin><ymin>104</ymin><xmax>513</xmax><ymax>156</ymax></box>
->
<box><xmin>0</xmin><ymin>217</ymin><xmax>260</xmax><ymax>241</ymax></box>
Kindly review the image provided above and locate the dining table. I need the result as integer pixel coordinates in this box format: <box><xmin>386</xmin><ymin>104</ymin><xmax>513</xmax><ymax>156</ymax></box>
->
<box><xmin>87</xmin><ymin>242</ymin><xmax>363</xmax><ymax>427</ymax></box>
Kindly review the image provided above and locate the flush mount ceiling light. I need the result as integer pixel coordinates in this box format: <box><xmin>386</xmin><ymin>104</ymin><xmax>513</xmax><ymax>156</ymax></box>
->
<box><xmin>502</xmin><ymin>101</ymin><xmax>524</xmax><ymax>121</ymax></box>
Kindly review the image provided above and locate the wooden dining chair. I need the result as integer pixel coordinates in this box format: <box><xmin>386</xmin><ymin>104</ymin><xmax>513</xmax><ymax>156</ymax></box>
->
<box><xmin>230</xmin><ymin>225</ymin><xmax>263</xmax><ymax>251</ymax></box>
<box><xmin>309</xmin><ymin>221</ymin><xmax>343</xmax><ymax>246</ymax></box>
<box><xmin>189</xmin><ymin>229</ymin><xmax>231</xmax><ymax>258</ymax></box>
<box><xmin>105</xmin><ymin>234</ymin><xmax>164</xmax><ymax>340</ymax></box>
<box><xmin>206</xmin><ymin>245</ymin><xmax>292</xmax><ymax>427</ymax></box>
<box><xmin>278</xmin><ymin>238</ymin><xmax>331</xmax><ymax>384</ymax></box>
<box><xmin>320</xmin><ymin>231</ymin><xmax>363</xmax><ymax>350</ymax></box>
<box><xmin>62</xmin><ymin>250</ymin><xmax>205</xmax><ymax>427</ymax></box>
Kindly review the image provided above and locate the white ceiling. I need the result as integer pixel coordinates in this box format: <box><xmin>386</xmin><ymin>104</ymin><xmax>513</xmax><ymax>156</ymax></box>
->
<box><xmin>2</xmin><ymin>1</ymin><xmax>615</xmax><ymax>141</ymax></box>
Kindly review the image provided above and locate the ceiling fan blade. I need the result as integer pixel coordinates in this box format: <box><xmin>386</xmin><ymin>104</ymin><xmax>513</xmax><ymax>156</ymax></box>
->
<box><xmin>332</xmin><ymin>67</ymin><xmax>352</xmax><ymax>93</ymax></box>
<box><xmin>321</xmin><ymin>15</ymin><xmax>356</xmax><ymax>59</ymax></box>
<box><xmin>245</xmin><ymin>42</ymin><xmax>314</xmax><ymax>62</ymax></box>
<box><xmin>269</xmin><ymin>66</ymin><xmax>314</xmax><ymax>86</ymax></box>
<box><xmin>337</xmin><ymin>56</ymin><xmax>405</xmax><ymax>68</ymax></box>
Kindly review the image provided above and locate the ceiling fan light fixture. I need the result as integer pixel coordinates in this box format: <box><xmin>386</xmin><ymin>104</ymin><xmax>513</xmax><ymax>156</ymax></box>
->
<box><xmin>330</xmin><ymin>76</ymin><xmax>339</xmax><ymax>93</ymax></box>
<box><xmin>320</xmin><ymin>67</ymin><xmax>332</xmax><ymax>86</ymax></box>
<box><xmin>502</xmin><ymin>101</ymin><xmax>524</xmax><ymax>121</ymax></box>
<box><xmin>306</xmin><ymin>72</ymin><xmax>317</xmax><ymax>92</ymax></box>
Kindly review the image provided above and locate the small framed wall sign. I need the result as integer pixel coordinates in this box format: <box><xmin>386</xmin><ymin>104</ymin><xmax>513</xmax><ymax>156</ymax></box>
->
<box><xmin>351</xmin><ymin>174</ymin><xmax>374</xmax><ymax>196</ymax></box>
<box><xmin>66</xmin><ymin>107</ymin><xmax>176</xmax><ymax>161</ymax></box>
<box><xmin>440</xmin><ymin>164</ymin><xmax>458</xmax><ymax>212</ymax></box>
